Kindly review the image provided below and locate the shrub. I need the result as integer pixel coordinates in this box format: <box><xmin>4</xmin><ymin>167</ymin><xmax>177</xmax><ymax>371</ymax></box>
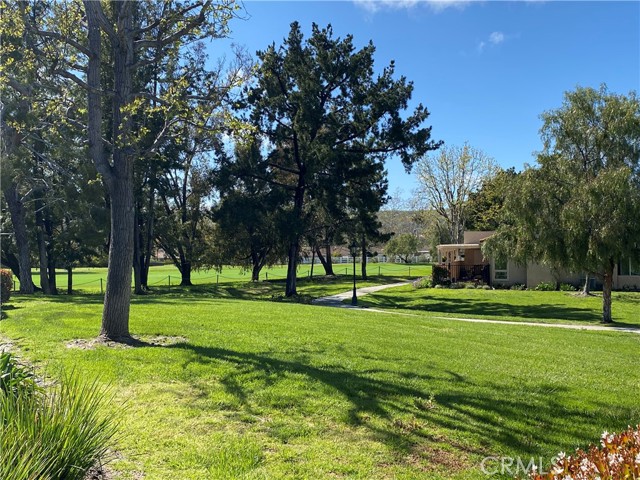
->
<box><xmin>510</xmin><ymin>283</ymin><xmax>526</xmax><ymax>291</ymax></box>
<box><xmin>530</xmin><ymin>425</ymin><xmax>640</xmax><ymax>479</ymax></box>
<box><xmin>463</xmin><ymin>282</ymin><xmax>477</xmax><ymax>289</ymax></box>
<box><xmin>0</xmin><ymin>355</ymin><xmax>118</xmax><ymax>480</ymax></box>
<box><xmin>412</xmin><ymin>277</ymin><xmax>431</xmax><ymax>289</ymax></box>
<box><xmin>482</xmin><ymin>285</ymin><xmax>492</xmax><ymax>290</ymax></box>
<box><xmin>431</xmin><ymin>265</ymin><xmax>450</xmax><ymax>286</ymax></box>
<box><xmin>449</xmin><ymin>282</ymin><xmax>463</xmax><ymax>289</ymax></box>
<box><xmin>559</xmin><ymin>283</ymin><xmax>577</xmax><ymax>292</ymax></box>
<box><xmin>0</xmin><ymin>269</ymin><xmax>12</xmax><ymax>304</ymax></box>
<box><xmin>0</xmin><ymin>352</ymin><xmax>39</xmax><ymax>398</ymax></box>
<box><xmin>535</xmin><ymin>281</ymin><xmax>556</xmax><ymax>291</ymax></box>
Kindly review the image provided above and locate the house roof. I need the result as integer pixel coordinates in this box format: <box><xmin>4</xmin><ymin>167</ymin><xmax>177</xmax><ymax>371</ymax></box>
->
<box><xmin>436</xmin><ymin>243</ymin><xmax>482</xmax><ymax>249</ymax></box>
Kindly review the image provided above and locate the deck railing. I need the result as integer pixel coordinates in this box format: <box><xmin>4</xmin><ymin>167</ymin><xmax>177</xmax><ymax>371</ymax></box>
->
<box><xmin>440</xmin><ymin>264</ymin><xmax>490</xmax><ymax>284</ymax></box>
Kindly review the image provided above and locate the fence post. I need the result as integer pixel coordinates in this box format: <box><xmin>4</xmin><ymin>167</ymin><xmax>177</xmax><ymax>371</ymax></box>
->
<box><xmin>168</xmin><ymin>275</ymin><xmax>171</xmax><ymax>287</ymax></box>
<box><xmin>266</xmin><ymin>272</ymin><xmax>268</xmax><ymax>281</ymax></box>
<box><xmin>378</xmin><ymin>266</ymin><xmax>381</xmax><ymax>276</ymax></box>
<box><xmin>100</xmin><ymin>278</ymin><xmax>103</xmax><ymax>294</ymax></box>
<box><xmin>216</xmin><ymin>274</ymin><xmax>219</xmax><ymax>285</ymax></box>
<box><xmin>345</xmin><ymin>268</ymin><xmax>347</xmax><ymax>275</ymax></box>
<box><xmin>409</xmin><ymin>266</ymin><xmax>411</xmax><ymax>277</ymax></box>
<box><xmin>13</xmin><ymin>276</ymin><xmax>16</xmax><ymax>292</ymax></box>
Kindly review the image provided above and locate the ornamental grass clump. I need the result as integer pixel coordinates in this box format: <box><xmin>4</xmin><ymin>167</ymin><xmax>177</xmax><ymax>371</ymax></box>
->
<box><xmin>530</xmin><ymin>425</ymin><xmax>640</xmax><ymax>480</ymax></box>
<box><xmin>0</xmin><ymin>352</ymin><xmax>118</xmax><ymax>480</ymax></box>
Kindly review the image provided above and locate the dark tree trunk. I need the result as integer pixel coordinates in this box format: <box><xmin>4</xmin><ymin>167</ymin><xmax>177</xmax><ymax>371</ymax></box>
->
<box><xmin>67</xmin><ymin>267</ymin><xmax>73</xmax><ymax>295</ymax></box>
<box><xmin>582</xmin><ymin>273</ymin><xmax>591</xmax><ymax>295</ymax></box>
<box><xmin>44</xmin><ymin>211</ymin><xmax>57</xmax><ymax>294</ymax></box>
<box><xmin>100</xmin><ymin>177</ymin><xmax>135</xmax><ymax>339</ymax></box>
<box><xmin>180</xmin><ymin>261</ymin><xmax>192</xmax><ymax>286</ymax></box>
<box><xmin>0</xmin><ymin>250</ymin><xmax>20</xmax><ymax>279</ymax></box>
<box><xmin>602</xmin><ymin>260</ymin><xmax>614</xmax><ymax>324</ymax></box>
<box><xmin>141</xmin><ymin>190</ymin><xmax>155</xmax><ymax>288</ymax></box>
<box><xmin>315</xmin><ymin>245</ymin><xmax>334</xmax><ymax>276</ymax></box>
<box><xmin>324</xmin><ymin>243</ymin><xmax>334</xmax><ymax>276</ymax></box>
<box><xmin>86</xmin><ymin>1</ymin><xmax>135</xmax><ymax>340</ymax></box>
<box><xmin>361</xmin><ymin>235</ymin><xmax>367</xmax><ymax>281</ymax></box>
<box><xmin>35</xmin><ymin>196</ymin><xmax>52</xmax><ymax>295</ymax></box>
<box><xmin>285</xmin><ymin>240</ymin><xmax>299</xmax><ymax>296</ymax></box>
<box><xmin>133</xmin><ymin>205</ymin><xmax>144</xmax><ymax>294</ymax></box>
<box><xmin>251</xmin><ymin>263</ymin><xmax>261</xmax><ymax>282</ymax></box>
<box><xmin>310</xmin><ymin>248</ymin><xmax>315</xmax><ymax>279</ymax></box>
<box><xmin>3</xmin><ymin>183</ymin><xmax>34</xmax><ymax>293</ymax></box>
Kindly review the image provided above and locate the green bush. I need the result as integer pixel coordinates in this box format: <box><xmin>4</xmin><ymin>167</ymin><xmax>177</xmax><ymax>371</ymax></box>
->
<box><xmin>559</xmin><ymin>283</ymin><xmax>577</xmax><ymax>292</ymax></box>
<box><xmin>510</xmin><ymin>283</ymin><xmax>526</xmax><ymax>291</ymax></box>
<box><xmin>0</xmin><ymin>269</ymin><xmax>12</xmax><ymax>304</ymax></box>
<box><xmin>431</xmin><ymin>265</ymin><xmax>450</xmax><ymax>286</ymax></box>
<box><xmin>0</xmin><ymin>352</ymin><xmax>39</xmax><ymax>398</ymax></box>
<box><xmin>535</xmin><ymin>281</ymin><xmax>556</xmax><ymax>291</ymax></box>
<box><xmin>449</xmin><ymin>282</ymin><xmax>463</xmax><ymax>289</ymax></box>
<box><xmin>0</xmin><ymin>354</ymin><xmax>118</xmax><ymax>480</ymax></box>
<box><xmin>412</xmin><ymin>277</ymin><xmax>431</xmax><ymax>289</ymax></box>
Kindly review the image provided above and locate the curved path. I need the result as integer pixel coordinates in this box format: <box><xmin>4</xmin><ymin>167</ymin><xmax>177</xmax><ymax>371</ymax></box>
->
<box><xmin>312</xmin><ymin>283</ymin><xmax>640</xmax><ymax>335</ymax></box>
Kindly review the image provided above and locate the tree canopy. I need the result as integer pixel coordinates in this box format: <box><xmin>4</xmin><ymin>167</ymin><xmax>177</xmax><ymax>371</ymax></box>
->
<box><xmin>484</xmin><ymin>85</ymin><xmax>640</xmax><ymax>323</ymax></box>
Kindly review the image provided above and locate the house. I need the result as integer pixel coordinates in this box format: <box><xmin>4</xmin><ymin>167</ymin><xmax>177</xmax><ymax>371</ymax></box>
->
<box><xmin>437</xmin><ymin>231</ymin><xmax>640</xmax><ymax>290</ymax></box>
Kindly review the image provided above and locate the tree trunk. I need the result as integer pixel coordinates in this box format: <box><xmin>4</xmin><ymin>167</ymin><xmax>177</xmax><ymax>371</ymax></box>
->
<box><xmin>100</xmin><ymin>178</ymin><xmax>135</xmax><ymax>339</ymax></box>
<box><xmin>67</xmin><ymin>267</ymin><xmax>73</xmax><ymax>295</ymax></box>
<box><xmin>35</xmin><ymin>197</ymin><xmax>52</xmax><ymax>295</ymax></box>
<box><xmin>602</xmin><ymin>261</ymin><xmax>614</xmax><ymax>324</ymax></box>
<box><xmin>361</xmin><ymin>235</ymin><xmax>368</xmax><ymax>280</ymax></box>
<box><xmin>285</xmin><ymin>240</ymin><xmax>299</xmax><ymax>296</ymax></box>
<box><xmin>180</xmin><ymin>261</ymin><xmax>192</xmax><ymax>286</ymax></box>
<box><xmin>251</xmin><ymin>263</ymin><xmax>261</xmax><ymax>282</ymax></box>
<box><xmin>582</xmin><ymin>273</ymin><xmax>591</xmax><ymax>295</ymax></box>
<box><xmin>315</xmin><ymin>244</ymin><xmax>334</xmax><ymax>276</ymax></box>
<box><xmin>133</xmin><ymin>205</ymin><xmax>144</xmax><ymax>294</ymax></box>
<box><xmin>3</xmin><ymin>183</ymin><xmax>34</xmax><ymax>293</ymax></box>
<box><xmin>44</xmin><ymin>208</ymin><xmax>57</xmax><ymax>294</ymax></box>
<box><xmin>141</xmin><ymin>190</ymin><xmax>155</xmax><ymax>288</ymax></box>
<box><xmin>86</xmin><ymin>1</ymin><xmax>135</xmax><ymax>340</ymax></box>
<box><xmin>0</xmin><ymin>250</ymin><xmax>20</xmax><ymax>279</ymax></box>
<box><xmin>310</xmin><ymin>248</ymin><xmax>315</xmax><ymax>279</ymax></box>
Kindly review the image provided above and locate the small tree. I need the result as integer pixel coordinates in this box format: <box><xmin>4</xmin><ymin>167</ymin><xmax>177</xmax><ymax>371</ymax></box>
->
<box><xmin>385</xmin><ymin>234</ymin><xmax>419</xmax><ymax>264</ymax></box>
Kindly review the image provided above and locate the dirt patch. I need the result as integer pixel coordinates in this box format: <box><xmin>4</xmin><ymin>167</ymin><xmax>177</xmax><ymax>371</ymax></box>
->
<box><xmin>406</xmin><ymin>444</ymin><xmax>472</xmax><ymax>473</ymax></box>
<box><xmin>67</xmin><ymin>335</ymin><xmax>187</xmax><ymax>350</ymax></box>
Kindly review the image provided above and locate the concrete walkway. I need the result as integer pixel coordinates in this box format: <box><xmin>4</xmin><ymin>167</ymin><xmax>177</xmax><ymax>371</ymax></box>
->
<box><xmin>311</xmin><ymin>282</ymin><xmax>410</xmax><ymax>307</ymax></box>
<box><xmin>312</xmin><ymin>283</ymin><xmax>640</xmax><ymax>335</ymax></box>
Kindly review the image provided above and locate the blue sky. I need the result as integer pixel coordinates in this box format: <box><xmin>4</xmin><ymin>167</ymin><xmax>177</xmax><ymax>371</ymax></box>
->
<box><xmin>216</xmin><ymin>1</ymin><xmax>640</xmax><ymax>200</ymax></box>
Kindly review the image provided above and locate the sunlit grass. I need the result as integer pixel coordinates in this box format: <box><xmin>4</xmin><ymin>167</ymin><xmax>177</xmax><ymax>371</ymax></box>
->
<box><xmin>1</xmin><ymin>287</ymin><xmax>639</xmax><ymax>479</ymax></box>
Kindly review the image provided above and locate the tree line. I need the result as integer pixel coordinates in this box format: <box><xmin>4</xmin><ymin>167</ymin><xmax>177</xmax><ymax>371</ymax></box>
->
<box><xmin>0</xmin><ymin>2</ymin><xmax>440</xmax><ymax>340</ymax></box>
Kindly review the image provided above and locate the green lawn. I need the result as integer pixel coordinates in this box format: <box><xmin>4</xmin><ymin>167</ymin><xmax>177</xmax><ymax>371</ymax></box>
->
<box><xmin>1</xmin><ymin>284</ymin><xmax>639</xmax><ymax>479</ymax></box>
<box><xmin>10</xmin><ymin>263</ymin><xmax>431</xmax><ymax>294</ymax></box>
<box><xmin>359</xmin><ymin>285</ymin><xmax>640</xmax><ymax>328</ymax></box>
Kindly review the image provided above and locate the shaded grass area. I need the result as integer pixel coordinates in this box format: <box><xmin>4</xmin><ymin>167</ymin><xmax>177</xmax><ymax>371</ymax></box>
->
<box><xmin>1</xmin><ymin>293</ymin><xmax>639</xmax><ymax>479</ymax></box>
<box><xmin>358</xmin><ymin>286</ymin><xmax>640</xmax><ymax>328</ymax></box>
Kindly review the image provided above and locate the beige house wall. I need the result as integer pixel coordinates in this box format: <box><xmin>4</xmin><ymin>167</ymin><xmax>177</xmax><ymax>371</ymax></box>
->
<box><xmin>491</xmin><ymin>259</ymin><xmax>526</xmax><ymax>286</ymax></box>
<box><xmin>613</xmin><ymin>272</ymin><xmax>640</xmax><ymax>290</ymax></box>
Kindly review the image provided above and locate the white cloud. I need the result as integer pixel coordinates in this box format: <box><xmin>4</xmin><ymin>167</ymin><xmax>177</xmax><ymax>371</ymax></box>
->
<box><xmin>489</xmin><ymin>31</ymin><xmax>505</xmax><ymax>44</ymax></box>
<box><xmin>353</xmin><ymin>0</ymin><xmax>471</xmax><ymax>14</ymax></box>
<box><xmin>477</xmin><ymin>31</ymin><xmax>507</xmax><ymax>53</ymax></box>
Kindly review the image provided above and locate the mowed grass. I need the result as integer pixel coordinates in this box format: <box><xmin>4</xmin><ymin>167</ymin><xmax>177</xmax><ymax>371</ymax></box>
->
<box><xmin>359</xmin><ymin>285</ymin><xmax>640</xmax><ymax>328</ymax></box>
<box><xmin>1</xmin><ymin>289</ymin><xmax>639</xmax><ymax>479</ymax></box>
<box><xmin>10</xmin><ymin>263</ymin><xmax>431</xmax><ymax>294</ymax></box>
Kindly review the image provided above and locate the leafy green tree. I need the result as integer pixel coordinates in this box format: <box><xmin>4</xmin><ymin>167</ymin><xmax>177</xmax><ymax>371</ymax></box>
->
<box><xmin>465</xmin><ymin>167</ymin><xmax>518</xmax><ymax>231</ymax></box>
<box><xmin>484</xmin><ymin>85</ymin><xmax>640</xmax><ymax>323</ymax></box>
<box><xmin>241</xmin><ymin>22</ymin><xmax>440</xmax><ymax>296</ymax></box>
<box><xmin>385</xmin><ymin>233</ymin><xmax>419</xmax><ymax>264</ymax></box>
<box><xmin>415</xmin><ymin>143</ymin><xmax>497</xmax><ymax>243</ymax></box>
<box><xmin>22</xmin><ymin>0</ymin><xmax>238</xmax><ymax>339</ymax></box>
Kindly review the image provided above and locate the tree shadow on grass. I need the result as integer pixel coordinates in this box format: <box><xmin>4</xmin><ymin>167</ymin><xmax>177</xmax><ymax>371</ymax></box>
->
<box><xmin>367</xmin><ymin>294</ymin><xmax>606</xmax><ymax>323</ymax></box>
<box><xmin>167</xmin><ymin>342</ymin><xmax>627</xmax><ymax>461</ymax></box>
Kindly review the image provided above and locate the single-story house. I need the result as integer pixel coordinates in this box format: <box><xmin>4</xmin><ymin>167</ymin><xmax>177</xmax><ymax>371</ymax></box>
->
<box><xmin>437</xmin><ymin>231</ymin><xmax>640</xmax><ymax>290</ymax></box>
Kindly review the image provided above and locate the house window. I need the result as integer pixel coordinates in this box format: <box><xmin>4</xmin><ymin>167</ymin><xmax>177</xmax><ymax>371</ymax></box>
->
<box><xmin>494</xmin><ymin>258</ymin><xmax>508</xmax><ymax>280</ymax></box>
<box><xmin>455</xmin><ymin>249</ymin><xmax>465</xmax><ymax>262</ymax></box>
<box><xmin>619</xmin><ymin>258</ymin><xmax>640</xmax><ymax>276</ymax></box>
